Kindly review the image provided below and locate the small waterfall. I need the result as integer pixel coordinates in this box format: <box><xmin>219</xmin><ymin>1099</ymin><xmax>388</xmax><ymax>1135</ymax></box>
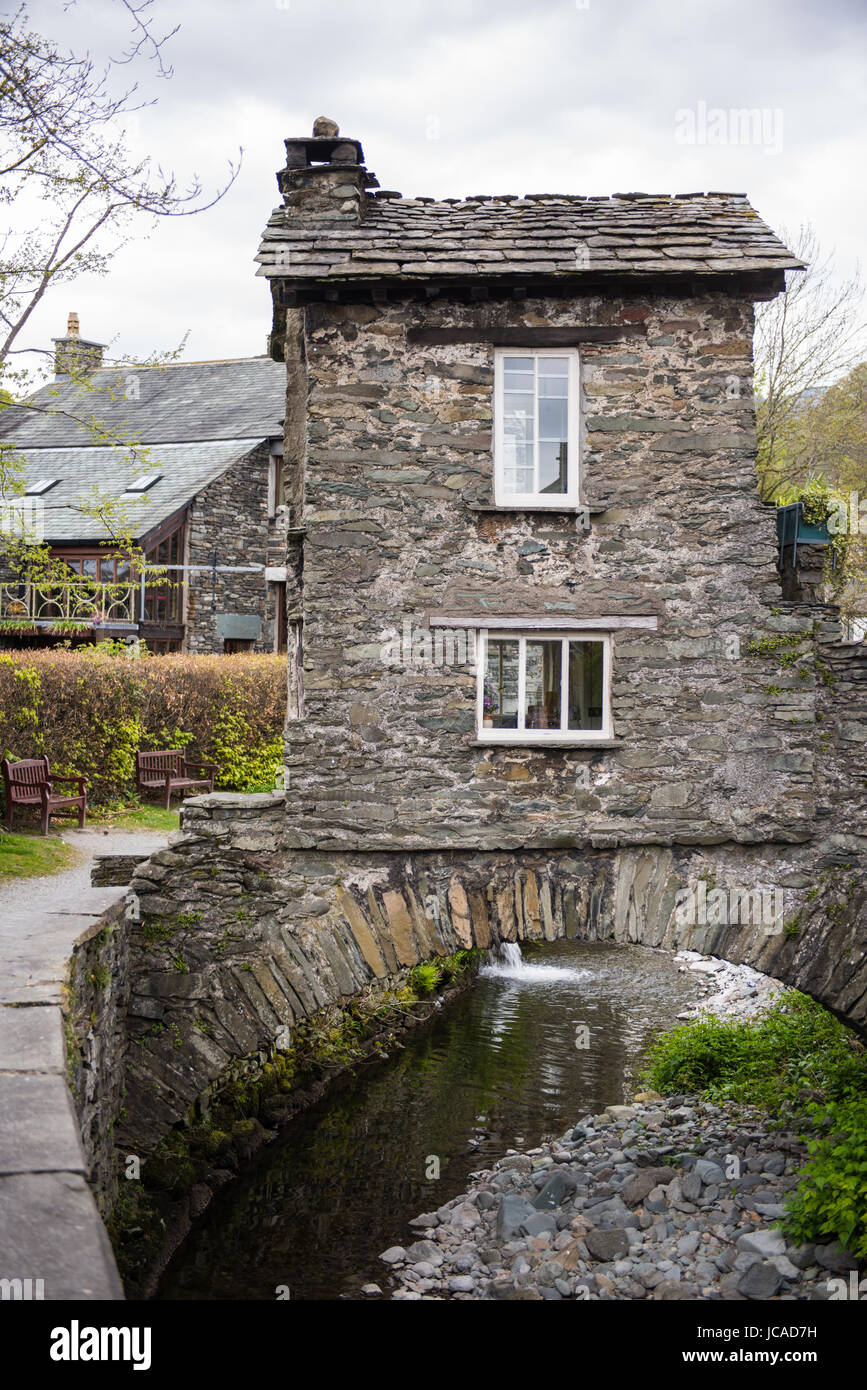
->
<box><xmin>480</xmin><ymin>938</ymin><xmax>592</xmax><ymax>985</ymax></box>
<box><xmin>499</xmin><ymin>942</ymin><xmax>524</xmax><ymax>971</ymax></box>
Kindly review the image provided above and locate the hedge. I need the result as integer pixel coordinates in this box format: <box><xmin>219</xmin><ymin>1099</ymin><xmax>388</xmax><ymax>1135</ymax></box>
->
<box><xmin>0</xmin><ymin>650</ymin><xmax>287</xmax><ymax>804</ymax></box>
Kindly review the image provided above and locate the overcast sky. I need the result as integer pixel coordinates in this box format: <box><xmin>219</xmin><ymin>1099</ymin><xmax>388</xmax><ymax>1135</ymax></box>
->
<box><xmin>19</xmin><ymin>0</ymin><xmax>867</xmax><ymax>370</ymax></box>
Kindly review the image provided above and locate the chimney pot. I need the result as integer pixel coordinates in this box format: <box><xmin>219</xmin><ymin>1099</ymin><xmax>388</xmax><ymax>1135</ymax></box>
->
<box><xmin>277</xmin><ymin>123</ymin><xmax>378</xmax><ymax>223</ymax></box>
<box><xmin>67</xmin><ymin>311</ymin><xmax>80</xmax><ymax>337</ymax></box>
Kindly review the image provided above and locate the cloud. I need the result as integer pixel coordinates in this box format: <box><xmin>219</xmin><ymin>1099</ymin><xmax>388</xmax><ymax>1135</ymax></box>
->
<box><xmin>17</xmin><ymin>0</ymin><xmax>867</xmax><ymax>366</ymax></box>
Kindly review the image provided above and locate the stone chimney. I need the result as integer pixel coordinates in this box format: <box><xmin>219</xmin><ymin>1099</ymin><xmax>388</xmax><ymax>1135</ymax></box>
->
<box><xmin>276</xmin><ymin>117</ymin><xmax>379</xmax><ymax>224</ymax></box>
<box><xmin>53</xmin><ymin>312</ymin><xmax>106</xmax><ymax>377</ymax></box>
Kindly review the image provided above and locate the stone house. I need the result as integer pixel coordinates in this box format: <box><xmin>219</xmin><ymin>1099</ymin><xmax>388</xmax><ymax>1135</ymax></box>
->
<box><xmin>0</xmin><ymin>320</ymin><xmax>288</xmax><ymax>653</ymax></box>
<box><xmin>255</xmin><ymin>119</ymin><xmax>829</xmax><ymax>853</ymax></box>
<box><xmin>108</xmin><ymin>123</ymin><xmax>867</xmax><ymax>1158</ymax></box>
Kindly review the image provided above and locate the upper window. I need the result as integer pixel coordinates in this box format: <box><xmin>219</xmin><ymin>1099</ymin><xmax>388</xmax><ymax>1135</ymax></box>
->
<box><xmin>494</xmin><ymin>350</ymin><xmax>580</xmax><ymax>507</ymax></box>
<box><xmin>24</xmin><ymin>478</ymin><xmax>59</xmax><ymax>496</ymax></box>
<box><xmin>478</xmin><ymin>629</ymin><xmax>610</xmax><ymax>742</ymax></box>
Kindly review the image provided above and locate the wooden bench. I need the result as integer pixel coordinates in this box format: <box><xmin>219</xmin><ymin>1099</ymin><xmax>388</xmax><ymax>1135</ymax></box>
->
<box><xmin>135</xmin><ymin>750</ymin><xmax>218</xmax><ymax>810</ymax></box>
<box><xmin>2</xmin><ymin>756</ymin><xmax>87</xmax><ymax>836</ymax></box>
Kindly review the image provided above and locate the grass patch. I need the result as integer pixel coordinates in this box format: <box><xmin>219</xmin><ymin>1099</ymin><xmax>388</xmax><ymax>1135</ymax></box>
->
<box><xmin>0</xmin><ymin>830</ymin><xmax>82</xmax><ymax>880</ymax></box>
<box><xmin>88</xmin><ymin>803</ymin><xmax>180</xmax><ymax>833</ymax></box>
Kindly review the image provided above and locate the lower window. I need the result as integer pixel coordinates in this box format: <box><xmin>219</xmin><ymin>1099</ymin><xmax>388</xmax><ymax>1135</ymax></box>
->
<box><xmin>477</xmin><ymin>630</ymin><xmax>611</xmax><ymax>742</ymax></box>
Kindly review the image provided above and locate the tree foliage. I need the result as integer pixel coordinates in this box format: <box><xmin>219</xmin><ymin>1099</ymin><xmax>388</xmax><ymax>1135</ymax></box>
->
<box><xmin>0</xmin><ymin>2</ymin><xmax>238</xmax><ymax>582</ymax></box>
<box><xmin>755</xmin><ymin>224</ymin><xmax>865</xmax><ymax>504</ymax></box>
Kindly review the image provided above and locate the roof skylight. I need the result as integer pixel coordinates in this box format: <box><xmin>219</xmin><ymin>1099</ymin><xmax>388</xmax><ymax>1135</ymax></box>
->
<box><xmin>124</xmin><ymin>473</ymin><xmax>161</xmax><ymax>494</ymax></box>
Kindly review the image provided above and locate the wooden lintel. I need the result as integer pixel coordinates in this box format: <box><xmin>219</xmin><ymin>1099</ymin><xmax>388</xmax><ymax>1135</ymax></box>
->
<box><xmin>407</xmin><ymin>325</ymin><xmax>646</xmax><ymax>346</ymax></box>
<box><xmin>273</xmin><ymin>269</ymin><xmax>785</xmax><ymax>309</ymax></box>
<box><xmin>428</xmin><ymin>614</ymin><xmax>658</xmax><ymax>631</ymax></box>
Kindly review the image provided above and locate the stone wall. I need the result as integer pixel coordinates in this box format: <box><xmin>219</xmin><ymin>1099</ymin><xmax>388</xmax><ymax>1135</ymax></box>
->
<box><xmin>815</xmin><ymin>633</ymin><xmax>867</xmax><ymax>839</ymax></box>
<box><xmin>186</xmin><ymin>441</ymin><xmax>280</xmax><ymax>653</ymax></box>
<box><xmin>65</xmin><ymin>900</ymin><xmax>130</xmax><ymax>1218</ymax></box>
<box><xmin>283</xmin><ymin>290</ymin><xmax>825</xmax><ymax>851</ymax></box>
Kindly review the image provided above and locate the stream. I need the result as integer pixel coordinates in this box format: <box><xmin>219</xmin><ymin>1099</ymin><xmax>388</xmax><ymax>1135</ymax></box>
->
<box><xmin>157</xmin><ymin>939</ymin><xmax>701</xmax><ymax>1300</ymax></box>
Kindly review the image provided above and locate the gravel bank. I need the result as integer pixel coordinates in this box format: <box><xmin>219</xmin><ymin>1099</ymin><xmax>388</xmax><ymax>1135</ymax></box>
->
<box><xmin>369</xmin><ymin>1095</ymin><xmax>859</xmax><ymax>1301</ymax></box>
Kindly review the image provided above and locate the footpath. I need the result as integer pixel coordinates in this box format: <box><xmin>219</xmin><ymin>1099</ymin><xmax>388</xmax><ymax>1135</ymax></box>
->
<box><xmin>0</xmin><ymin>827</ymin><xmax>165</xmax><ymax>1300</ymax></box>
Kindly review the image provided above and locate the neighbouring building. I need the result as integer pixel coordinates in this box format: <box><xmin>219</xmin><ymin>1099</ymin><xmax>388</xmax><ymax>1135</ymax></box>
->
<box><xmin>0</xmin><ymin>319</ymin><xmax>288</xmax><ymax>653</ymax></box>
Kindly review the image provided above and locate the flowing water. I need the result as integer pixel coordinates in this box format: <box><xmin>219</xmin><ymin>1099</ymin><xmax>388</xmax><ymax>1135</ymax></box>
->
<box><xmin>157</xmin><ymin>939</ymin><xmax>700</xmax><ymax>1301</ymax></box>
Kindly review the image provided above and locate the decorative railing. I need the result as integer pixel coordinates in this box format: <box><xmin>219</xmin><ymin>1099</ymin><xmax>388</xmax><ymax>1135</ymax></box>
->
<box><xmin>0</xmin><ymin>580</ymin><xmax>137</xmax><ymax>627</ymax></box>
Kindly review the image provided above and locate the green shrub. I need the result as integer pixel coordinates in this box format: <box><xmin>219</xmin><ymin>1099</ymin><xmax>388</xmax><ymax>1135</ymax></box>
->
<box><xmin>783</xmin><ymin>1096</ymin><xmax>867</xmax><ymax>1257</ymax></box>
<box><xmin>0</xmin><ymin>649</ymin><xmax>285</xmax><ymax>803</ymax></box>
<box><xmin>642</xmin><ymin>992</ymin><xmax>867</xmax><ymax>1111</ymax></box>
<box><xmin>644</xmin><ymin>994</ymin><xmax>867</xmax><ymax>1256</ymax></box>
<box><xmin>408</xmin><ymin>962</ymin><xmax>443</xmax><ymax>995</ymax></box>
<box><xmin>211</xmin><ymin>706</ymin><xmax>283</xmax><ymax>793</ymax></box>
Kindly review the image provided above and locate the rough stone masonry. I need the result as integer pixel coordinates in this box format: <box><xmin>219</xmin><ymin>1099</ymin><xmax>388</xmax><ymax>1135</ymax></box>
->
<box><xmin>113</xmin><ymin>120</ymin><xmax>867</xmax><ymax>1161</ymax></box>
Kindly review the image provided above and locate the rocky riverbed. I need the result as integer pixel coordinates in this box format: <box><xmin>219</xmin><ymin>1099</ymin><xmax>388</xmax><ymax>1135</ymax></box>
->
<box><xmin>366</xmin><ymin>952</ymin><xmax>859</xmax><ymax>1302</ymax></box>
<box><xmin>368</xmin><ymin>1094</ymin><xmax>859</xmax><ymax>1301</ymax></box>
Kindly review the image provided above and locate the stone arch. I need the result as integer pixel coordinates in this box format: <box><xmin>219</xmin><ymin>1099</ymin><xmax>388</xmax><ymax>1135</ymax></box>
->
<box><xmin>122</xmin><ymin>798</ymin><xmax>866</xmax><ymax>1160</ymax></box>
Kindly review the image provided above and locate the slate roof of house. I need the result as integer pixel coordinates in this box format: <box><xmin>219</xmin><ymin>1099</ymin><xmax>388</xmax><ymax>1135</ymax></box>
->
<box><xmin>0</xmin><ymin>357</ymin><xmax>284</xmax><ymax>544</ymax></box>
<box><xmin>4</xmin><ymin>440</ymin><xmax>267</xmax><ymax>543</ymax></box>
<box><xmin>0</xmin><ymin>357</ymin><xmax>285</xmax><ymax>447</ymax></box>
<box><xmin>256</xmin><ymin>192</ymin><xmax>804</xmax><ymax>283</ymax></box>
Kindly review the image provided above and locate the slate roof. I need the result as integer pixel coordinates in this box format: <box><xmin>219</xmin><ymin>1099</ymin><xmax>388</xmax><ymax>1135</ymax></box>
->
<box><xmin>4</xmin><ymin>440</ymin><xmax>266</xmax><ymax>543</ymax></box>
<box><xmin>256</xmin><ymin>192</ymin><xmax>804</xmax><ymax>284</ymax></box>
<box><xmin>0</xmin><ymin>357</ymin><xmax>284</xmax><ymax>544</ymax></box>
<box><xmin>0</xmin><ymin>357</ymin><xmax>285</xmax><ymax>448</ymax></box>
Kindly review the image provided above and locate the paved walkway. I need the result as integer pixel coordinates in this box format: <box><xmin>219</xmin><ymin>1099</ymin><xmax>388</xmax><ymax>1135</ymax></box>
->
<box><xmin>0</xmin><ymin>828</ymin><xmax>166</xmax><ymax>1006</ymax></box>
<box><xmin>0</xmin><ymin>826</ymin><xmax>167</xmax><ymax>1300</ymax></box>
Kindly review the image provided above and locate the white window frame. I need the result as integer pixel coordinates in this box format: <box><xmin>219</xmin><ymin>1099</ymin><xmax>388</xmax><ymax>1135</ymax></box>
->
<box><xmin>267</xmin><ymin>443</ymin><xmax>283</xmax><ymax>520</ymax></box>
<box><xmin>493</xmin><ymin>349</ymin><xmax>580</xmax><ymax>508</ymax></box>
<box><xmin>476</xmin><ymin>628</ymin><xmax>612</xmax><ymax>743</ymax></box>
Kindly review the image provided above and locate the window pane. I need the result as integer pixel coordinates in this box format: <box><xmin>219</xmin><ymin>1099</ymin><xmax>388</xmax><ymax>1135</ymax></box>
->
<box><xmin>501</xmin><ymin>437</ymin><xmax>534</xmax><ymax>494</ymax></box>
<box><xmin>538</xmin><ymin>357</ymin><xmax>568</xmax><ymax>377</ymax></box>
<box><xmin>484</xmin><ymin>640</ymin><xmax>519</xmax><ymax>728</ymax></box>
<box><xmin>524</xmin><ymin>640</ymin><xmax>562</xmax><ymax>730</ymax></box>
<box><xmin>538</xmin><ymin>373</ymin><xmax>569</xmax><ymax>398</ymax></box>
<box><xmin>539</xmin><ymin>397</ymin><xmax>568</xmax><ymax>439</ymax></box>
<box><xmin>504</xmin><ymin>357</ymin><xmax>534</xmax><ymax>373</ymax></box>
<box><xmin>81</xmin><ymin>557</ymin><xmax>97</xmax><ymax>579</ymax></box>
<box><xmin>568</xmin><ymin>641</ymin><xmax>604</xmax><ymax>730</ymax></box>
<box><xmin>539</xmin><ymin>440</ymin><xmax>568</xmax><ymax>494</ymax></box>
<box><xmin>100</xmin><ymin>558</ymin><xmax>114</xmax><ymax>583</ymax></box>
<box><xmin>503</xmin><ymin>397</ymin><xmax>534</xmax><ymax>442</ymax></box>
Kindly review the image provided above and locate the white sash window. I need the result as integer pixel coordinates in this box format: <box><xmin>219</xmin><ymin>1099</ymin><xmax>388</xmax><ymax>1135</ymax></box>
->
<box><xmin>477</xmin><ymin>629</ymin><xmax>611</xmax><ymax>742</ymax></box>
<box><xmin>494</xmin><ymin>350</ymin><xmax>580</xmax><ymax>507</ymax></box>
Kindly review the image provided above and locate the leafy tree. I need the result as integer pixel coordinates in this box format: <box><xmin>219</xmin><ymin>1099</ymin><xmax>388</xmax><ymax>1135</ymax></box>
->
<box><xmin>754</xmin><ymin>224</ymin><xmax>865</xmax><ymax>504</ymax></box>
<box><xmin>0</xmin><ymin>1</ymin><xmax>238</xmax><ymax>624</ymax></box>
